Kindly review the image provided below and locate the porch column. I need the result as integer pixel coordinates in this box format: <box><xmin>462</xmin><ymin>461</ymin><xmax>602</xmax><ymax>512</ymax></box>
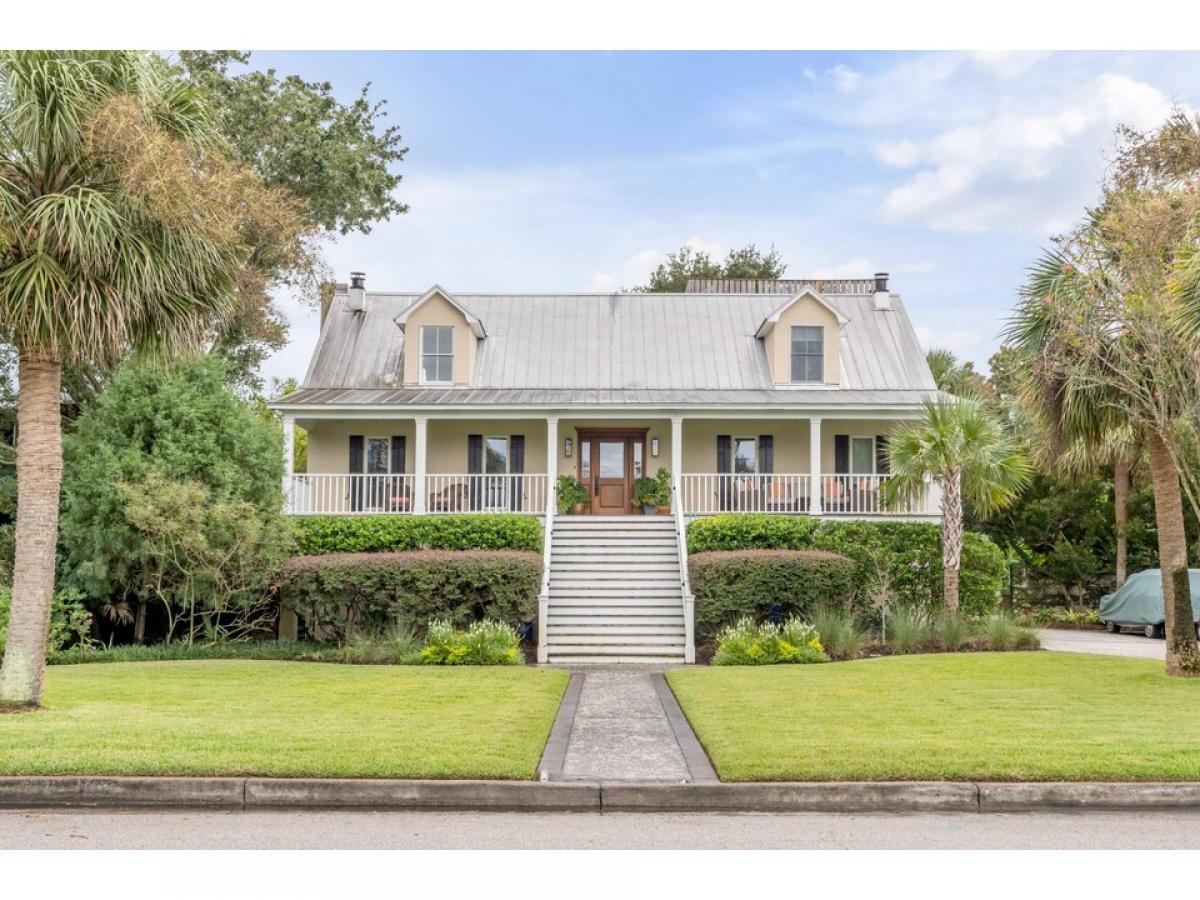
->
<box><xmin>281</xmin><ymin>414</ymin><xmax>295</xmax><ymax>513</ymax></box>
<box><xmin>809</xmin><ymin>416</ymin><xmax>823</xmax><ymax>515</ymax></box>
<box><xmin>545</xmin><ymin>415</ymin><xmax>559</xmax><ymax>517</ymax></box>
<box><xmin>413</xmin><ymin>415</ymin><xmax>428</xmax><ymax>514</ymax></box>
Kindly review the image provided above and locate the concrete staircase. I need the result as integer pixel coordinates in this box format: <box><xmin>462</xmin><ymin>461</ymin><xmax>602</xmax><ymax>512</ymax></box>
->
<box><xmin>544</xmin><ymin>515</ymin><xmax>687</xmax><ymax>664</ymax></box>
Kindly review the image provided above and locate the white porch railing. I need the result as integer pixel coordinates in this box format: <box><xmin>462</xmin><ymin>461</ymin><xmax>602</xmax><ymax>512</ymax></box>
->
<box><xmin>423</xmin><ymin>473</ymin><xmax>547</xmax><ymax>514</ymax></box>
<box><xmin>820</xmin><ymin>474</ymin><xmax>924</xmax><ymax>515</ymax></box>
<box><xmin>286</xmin><ymin>473</ymin><xmax>547</xmax><ymax>515</ymax></box>
<box><xmin>680</xmin><ymin>473</ymin><xmax>813</xmax><ymax>515</ymax></box>
<box><xmin>679</xmin><ymin>473</ymin><xmax>932</xmax><ymax>517</ymax></box>
<box><xmin>288</xmin><ymin>474</ymin><xmax>416</xmax><ymax>515</ymax></box>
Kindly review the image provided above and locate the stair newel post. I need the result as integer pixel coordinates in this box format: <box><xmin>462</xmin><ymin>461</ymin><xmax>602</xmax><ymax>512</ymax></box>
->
<box><xmin>671</xmin><ymin>415</ymin><xmax>696</xmax><ymax>663</ymax></box>
<box><xmin>538</xmin><ymin>415</ymin><xmax>558</xmax><ymax>664</ymax></box>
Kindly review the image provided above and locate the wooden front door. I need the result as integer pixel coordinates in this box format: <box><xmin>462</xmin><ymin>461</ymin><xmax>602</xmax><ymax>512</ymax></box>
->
<box><xmin>578</xmin><ymin>430</ymin><xmax>646</xmax><ymax>515</ymax></box>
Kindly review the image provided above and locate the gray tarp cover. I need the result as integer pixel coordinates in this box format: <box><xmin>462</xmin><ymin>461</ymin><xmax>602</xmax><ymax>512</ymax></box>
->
<box><xmin>1098</xmin><ymin>569</ymin><xmax>1200</xmax><ymax>626</ymax></box>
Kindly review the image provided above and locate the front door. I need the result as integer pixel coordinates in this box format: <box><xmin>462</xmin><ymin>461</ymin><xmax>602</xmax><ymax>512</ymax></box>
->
<box><xmin>578</xmin><ymin>430</ymin><xmax>646</xmax><ymax>515</ymax></box>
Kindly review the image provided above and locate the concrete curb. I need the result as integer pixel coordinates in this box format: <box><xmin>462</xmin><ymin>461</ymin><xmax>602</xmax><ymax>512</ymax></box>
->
<box><xmin>5</xmin><ymin>777</ymin><xmax>1200</xmax><ymax>812</ymax></box>
<box><xmin>650</xmin><ymin>674</ymin><xmax>719</xmax><ymax>784</ymax></box>
<box><xmin>537</xmin><ymin>672</ymin><xmax>583</xmax><ymax>782</ymax></box>
<box><xmin>0</xmin><ymin>776</ymin><xmax>245</xmax><ymax>808</ymax></box>
<box><xmin>602</xmin><ymin>781</ymin><xmax>979</xmax><ymax>812</ymax></box>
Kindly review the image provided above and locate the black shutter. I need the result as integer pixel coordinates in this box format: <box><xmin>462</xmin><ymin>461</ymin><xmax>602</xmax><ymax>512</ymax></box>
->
<box><xmin>348</xmin><ymin>435</ymin><xmax>364</xmax><ymax>511</ymax></box>
<box><xmin>758</xmin><ymin>435</ymin><xmax>774</xmax><ymax>474</ymax></box>
<box><xmin>391</xmin><ymin>435</ymin><xmax>406</xmax><ymax>473</ymax></box>
<box><xmin>717</xmin><ymin>435</ymin><xmax>732</xmax><ymax>511</ymax></box>
<box><xmin>876</xmin><ymin>435</ymin><xmax>889</xmax><ymax>474</ymax></box>
<box><xmin>834</xmin><ymin>435</ymin><xmax>850</xmax><ymax>474</ymax></box>
<box><xmin>509</xmin><ymin>435</ymin><xmax>525</xmax><ymax>511</ymax></box>
<box><xmin>467</xmin><ymin>434</ymin><xmax>483</xmax><ymax>511</ymax></box>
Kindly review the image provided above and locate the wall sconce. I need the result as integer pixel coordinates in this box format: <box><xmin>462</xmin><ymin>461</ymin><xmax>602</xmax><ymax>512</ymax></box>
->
<box><xmin>564</xmin><ymin>437</ymin><xmax>573</xmax><ymax>458</ymax></box>
<box><xmin>651</xmin><ymin>438</ymin><xmax>660</xmax><ymax>457</ymax></box>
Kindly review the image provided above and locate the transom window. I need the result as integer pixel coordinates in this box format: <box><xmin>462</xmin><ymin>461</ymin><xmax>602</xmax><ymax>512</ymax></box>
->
<box><xmin>420</xmin><ymin>325</ymin><xmax>454</xmax><ymax>384</ymax></box>
<box><xmin>851</xmin><ymin>436</ymin><xmax>875</xmax><ymax>475</ymax></box>
<box><xmin>733</xmin><ymin>437</ymin><xmax>756</xmax><ymax>474</ymax></box>
<box><xmin>790</xmin><ymin>325</ymin><xmax>824</xmax><ymax>383</ymax></box>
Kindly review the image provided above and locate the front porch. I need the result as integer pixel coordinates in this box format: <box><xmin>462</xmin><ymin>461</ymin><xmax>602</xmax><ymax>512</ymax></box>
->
<box><xmin>281</xmin><ymin>413</ymin><xmax>940</xmax><ymax>520</ymax></box>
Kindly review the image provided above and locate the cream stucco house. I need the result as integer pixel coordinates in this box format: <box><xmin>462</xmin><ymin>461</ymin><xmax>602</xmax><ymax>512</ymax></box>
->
<box><xmin>270</xmin><ymin>273</ymin><xmax>943</xmax><ymax>663</ymax></box>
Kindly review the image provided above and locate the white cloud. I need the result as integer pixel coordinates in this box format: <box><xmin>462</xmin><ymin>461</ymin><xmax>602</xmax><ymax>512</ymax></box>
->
<box><xmin>830</xmin><ymin>64</ymin><xmax>860</xmax><ymax>94</ymax></box>
<box><xmin>875</xmin><ymin>138</ymin><xmax>921</xmax><ymax>168</ymax></box>
<box><xmin>587</xmin><ymin>249</ymin><xmax>663</xmax><ymax>292</ymax></box>
<box><xmin>879</xmin><ymin>73</ymin><xmax>1175</xmax><ymax>232</ymax></box>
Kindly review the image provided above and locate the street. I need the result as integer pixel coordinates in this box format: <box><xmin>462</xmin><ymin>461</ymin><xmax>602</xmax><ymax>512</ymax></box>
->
<box><xmin>3</xmin><ymin>808</ymin><xmax>1200</xmax><ymax>850</ymax></box>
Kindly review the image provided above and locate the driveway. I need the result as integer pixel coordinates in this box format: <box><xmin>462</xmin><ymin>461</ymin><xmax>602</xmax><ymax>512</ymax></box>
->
<box><xmin>1037</xmin><ymin>628</ymin><xmax>1165</xmax><ymax>660</ymax></box>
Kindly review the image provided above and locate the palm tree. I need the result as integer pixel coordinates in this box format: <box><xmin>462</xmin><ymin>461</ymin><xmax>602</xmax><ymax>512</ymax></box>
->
<box><xmin>0</xmin><ymin>52</ymin><xmax>280</xmax><ymax>704</ymax></box>
<box><xmin>881</xmin><ymin>399</ymin><xmax>1031</xmax><ymax>614</ymax></box>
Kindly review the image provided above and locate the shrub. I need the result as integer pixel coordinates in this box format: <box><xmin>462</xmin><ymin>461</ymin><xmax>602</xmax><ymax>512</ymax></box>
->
<box><xmin>339</xmin><ymin>622</ymin><xmax>423</xmax><ymax>664</ymax></box>
<box><xmin>977</xmin><ymin>615</ymin><xmax>1038</xmax><ymax>651</ymax></box>
<box><xmin>887</xmin><ymin>605</ymin><xmax>929</xmax><ymax>653</ymax></box>
<box><xmin>933</xmin><ymin>611</ymin><xmax>970</xmax><ymax>651</ymax></box>
<box><xmin>811</xmin><ymin>605</ymin><xmax>871</xmax><ymax>660</ymax></box>
<box><xmin>292</xmin><ymin>514</ymin><xmax>542</xmax><ymax>555</ymax></box>
<box><xmin>1</xmin><ymin>586</ymin><xmax>95</xmax><ymax>658</ymax></box>
<box><xmin>689</xmin><ymin>549</ymin><xmax>857</xmax><ymax>640</ymax></box>
<box><xmin>419</xmin><ymin>618</ymin><xmax>523</xmax><ymax>665</ymax></box>
<box><xmin>59</xmin><ymin>357</ymin><xmax>286</xmax><ymax>639</ymax></box>
<box><xmin>556</xmin><ymin>475</ymin><xmax>589</xmax><ymax>513</ymax></box>
<box><xmin>711</xmin><ymin>617</ymin><xmax>828</xmax><ymax>666</ymax></box>
<box><xmin>687</xmin><ymin>515</ymin><xmax>1006</xmax><ymax>617</ymax></box>
<box><xmin>276</xmin><ymin>550</ymin><xmax>541</xmax><ymax>642</ymax></box>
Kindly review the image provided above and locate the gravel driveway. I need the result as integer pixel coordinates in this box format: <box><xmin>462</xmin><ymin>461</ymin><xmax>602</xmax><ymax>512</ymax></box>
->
<box><xmin>1036</xmin><ymin>628</ymin><xmax>1165</xmax><ymax>660</ymax></box>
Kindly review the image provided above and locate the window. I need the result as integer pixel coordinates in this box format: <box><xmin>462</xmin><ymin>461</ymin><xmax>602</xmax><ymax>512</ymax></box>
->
<box><xmin>790</xmin><ymin>325</ymin><xmax>824</xmax><ymax>383</ymax></box>
<box><xmin>580</xmin><ymin>439</ymin><xmax>591</xmax><ymax>480</ymax></box>
<box><xmin>633</xmin><ymin>441</ymin><xmax>644</xmax><ymax>479</ymax></box>
<box><xmin>733</xmin><ymin>437</ymin><xmax>756</xmax><ymax>474</ymax></box>
<box><xmin>851</xmin><ymin>436</ymin><xmax>875</xmax><ymax>475</ymax></box>
<box><xmin>485</xmin><ymin>436</ymin><xmax>509</xmax><ymax>474</ymax></box>
<box><xmin>420</xmin><ymin>325</ymin><xmax>454</xmax><ymax>384</ymax></box>
<box><xmin>365</xmin><ymin>437</ymin><xmax>391</xmax><ymax>473</ymax></box>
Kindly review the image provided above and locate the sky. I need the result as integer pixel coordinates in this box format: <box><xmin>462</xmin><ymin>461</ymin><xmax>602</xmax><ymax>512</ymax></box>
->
<box><xmin>253</xmin><ymin>50</ymin><xmax>1200</xmax><ymax>385</ymax></box>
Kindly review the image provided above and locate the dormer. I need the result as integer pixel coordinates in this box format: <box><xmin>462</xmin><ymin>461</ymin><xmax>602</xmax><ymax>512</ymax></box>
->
<box><xmin>395</xmin><ymin>285</ymin><xmax>485</xmax><ymax>387</ymax></box>
<box><xmin>755</xmin><ymin>288</ymin><xmax>847</xmax><ymax>386</ymax></box>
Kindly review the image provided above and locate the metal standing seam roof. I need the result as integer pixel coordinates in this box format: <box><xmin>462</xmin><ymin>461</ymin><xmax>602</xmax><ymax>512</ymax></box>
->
<box><xmin>288</xmin><ymin>288</ymin><xmax>939</xmax><ymax>407</ymax></box>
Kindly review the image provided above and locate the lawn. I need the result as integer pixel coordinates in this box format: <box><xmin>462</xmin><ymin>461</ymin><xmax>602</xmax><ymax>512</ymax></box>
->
<box><xmin>666</xmin><ymin>653</ymin><xmax>1200</xmax><ymax>782</ymax></box>
<box><xmin>0</xmin><ymin>661</ymin><xmax>569</xmax><ymax>779</ymax></box>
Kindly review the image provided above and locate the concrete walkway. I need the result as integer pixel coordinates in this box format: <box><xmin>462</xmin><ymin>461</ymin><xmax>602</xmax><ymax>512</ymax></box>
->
<box><xmin>1037</xmin><ymin>628</ymin><xmax>1165</xmax><ymax>660</ymax></box>
<box><xmin>547</xmin><ymin>668</ymin><xmax>716</xmax><ymax>783</ymax></box>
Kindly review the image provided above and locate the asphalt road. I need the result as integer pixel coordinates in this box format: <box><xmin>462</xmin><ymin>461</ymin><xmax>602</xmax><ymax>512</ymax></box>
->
<box><xmin>1037</xmin><ymin>628</ymin><xmax>1166</xmax><ymax>659</ymax></box>
<box><xmin>4</xmin><ymin>808</ymin><xmax>1200</xmax><ymax>849</ymax></box>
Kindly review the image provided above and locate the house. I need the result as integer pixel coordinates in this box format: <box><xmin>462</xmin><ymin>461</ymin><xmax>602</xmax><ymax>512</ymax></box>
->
<box><xmin>270</xmin><ymin>272</ymin><xmax>943</xmax><ymax>664</ymax></box>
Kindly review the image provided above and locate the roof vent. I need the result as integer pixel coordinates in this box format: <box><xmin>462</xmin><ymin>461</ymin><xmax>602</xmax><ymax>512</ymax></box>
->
<box><xmin>348</xmin><ymin>271</ymin><xmax>366</xmax><ymax>313</ymax></box>
<box><xmin>873</xmin><ymin>272</ymin><xmax>892</xmax><ymax>311</ymax></box>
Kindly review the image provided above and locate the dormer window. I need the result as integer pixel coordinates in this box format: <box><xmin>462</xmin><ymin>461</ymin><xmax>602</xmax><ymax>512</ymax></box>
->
<box><xmin>790</xmin><ymin>325</ymin><xmax>824</xmax><ymax>383</ymax></box>
<box><xmin>420</xmin><ymin>325</ymin><xmax>454</xmax><ymax>384</ymax></box>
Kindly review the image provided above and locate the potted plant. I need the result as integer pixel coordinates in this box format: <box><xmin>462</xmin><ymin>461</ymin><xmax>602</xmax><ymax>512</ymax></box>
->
<box><xmin>556</xmin><ymin>474</ymin><xmax>589</xmax><ymax>514</ymax></box>
<box><xmin>633</xmin><ymin>476</ymin><xmax>660</xmax><ymax>514</ymax></box>
<box><xmin>653</xmin><ymin>467</ymin><xmax>673</xmax><ymax>515</ymax></box>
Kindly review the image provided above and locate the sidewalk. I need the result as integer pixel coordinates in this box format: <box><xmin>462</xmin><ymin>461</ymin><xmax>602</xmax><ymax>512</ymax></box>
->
<box><xmin>538</xmin><ymin>668</ymin><xmax>717</xmax><ymax>783</ymax></box>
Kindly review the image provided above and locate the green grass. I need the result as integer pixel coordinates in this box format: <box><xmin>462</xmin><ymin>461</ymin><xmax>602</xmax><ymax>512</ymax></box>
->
<box><xmin>666</xmin><ymin>653</ymin><xmax>1200</xmax><ymax>782</ymax></box>
<box><xmin>0</xmin><ymin>661</ymin><xmax>568</xmax><ymax>779</ymax></box>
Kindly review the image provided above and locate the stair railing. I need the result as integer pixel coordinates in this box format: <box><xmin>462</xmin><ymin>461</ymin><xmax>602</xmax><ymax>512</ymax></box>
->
<box><xmin>671</xmin><ymin>478</ymin><xmax>696</xmax><ymax>663</ymax></box>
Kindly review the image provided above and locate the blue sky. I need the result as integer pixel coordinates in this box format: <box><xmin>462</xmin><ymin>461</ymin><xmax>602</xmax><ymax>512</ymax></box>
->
<box><xmin>254</xmin><ymin>50</ymin><xmax>1200</xmax><ymax>384</ymax></box>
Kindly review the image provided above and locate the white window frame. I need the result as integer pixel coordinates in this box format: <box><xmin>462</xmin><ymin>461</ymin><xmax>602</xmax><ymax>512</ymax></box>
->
<box><xmin>733</xmin><ymin>437</ymin><xmax>757</xmax><ymax>475</ymax></box>
<box><xmin>790</xmin><ymin>325</ymin><xmax>824</xmax><ymax>384</ymax></box>
<box><xmin>362</xmin><ymin>436</ymin><xmax>393</xmax><ymax>474</ymax></box>
<box><xmin>850</xmin><ymin>435</ymin><xmax>876</xmax><ymax>475</ymax></box>
<box><xmin>419</xmin><ymin>325</ymin><xmax>455</xmax><ymax>385</ymax></box>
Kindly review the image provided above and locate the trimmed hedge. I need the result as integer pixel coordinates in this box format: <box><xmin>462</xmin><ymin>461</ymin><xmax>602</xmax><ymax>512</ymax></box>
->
<box><xmin>687</xmin><ymin>515</ymin><xmax>1007</xmax><ymax>618</ymax></box>
<box><xmin>291</xmin><ymin>514</ymin><xmax>542</xmax><ymax>555</ymax></box>
<box><xmin>690</xmin><ymin>550</ymin><xmax>857</xmax><ymax>641</ymax></box>
<box><xmin>277</xmin><ymin>550</ymin><xmax>541</xmax><ymax>641</ymax></box>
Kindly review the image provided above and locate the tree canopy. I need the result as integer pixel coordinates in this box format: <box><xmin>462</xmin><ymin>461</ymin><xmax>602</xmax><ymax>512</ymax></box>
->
<box><xmin>638</xmin><ymin>243</ymin><xmax>787</xmax><ymax>292</ymax></box>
